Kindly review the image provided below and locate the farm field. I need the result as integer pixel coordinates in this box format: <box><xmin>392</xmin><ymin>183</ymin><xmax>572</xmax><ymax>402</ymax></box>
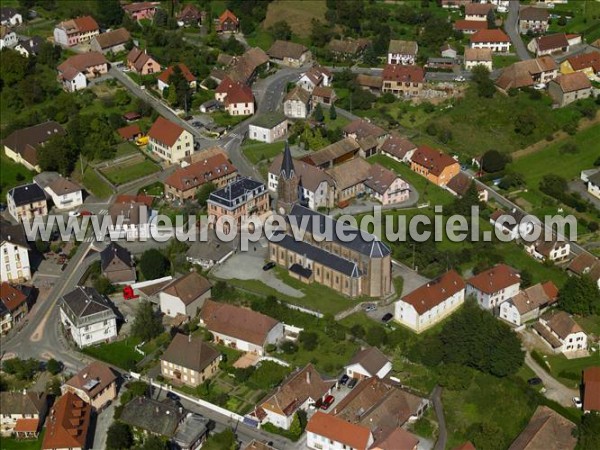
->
<box><xmin>262</xmin><ymin>0</ymin><xmax>327</xmax><ymax>39</ymax></box>
<box><xmin>100</xmin><ymin>157</ymin><xmax>160</xmax><ymax>185</ymax></box>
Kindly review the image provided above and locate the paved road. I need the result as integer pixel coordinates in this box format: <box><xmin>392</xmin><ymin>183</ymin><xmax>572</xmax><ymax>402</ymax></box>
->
<box><xmin>523</xmin><ymin>352</ymin><xmax>579</xmax><ymax>406</ymax></box>
<box><xmin>431</xmin><ymin>386</ymin><xmax>448</xmax><ymax>450</ymax></box>
<box><xmin>505</xmin><ymin>0</ymin><xmax>531</xmax><ymax>61</ymax></box>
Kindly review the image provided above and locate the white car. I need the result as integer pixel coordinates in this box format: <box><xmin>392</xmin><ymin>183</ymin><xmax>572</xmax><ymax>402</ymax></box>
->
<box><xmin>454</xmin><ymin>76</ymin><xmax>466</xmax><ymax>82</ymax></box>
<box><xmin>68</xmin><ymin>211</ymin><xmax>80</xmax><ymax>217</ymax></box>
<box><xmin>533</xmin><ymin>83</ymin><xmax>546</xmax><ymax>90</ymax></box>
<box><xmin>573</xmin><ymin>397</ymin><xmax>582</xmax><ymax>408</ymax></box>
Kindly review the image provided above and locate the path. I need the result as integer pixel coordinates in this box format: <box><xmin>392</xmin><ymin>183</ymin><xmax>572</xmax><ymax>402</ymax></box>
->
<box><xmin>431</xmin><ymin>386</ymin><xmax>448</xmax><ymax>450</ymax></box>
<box><xmin>523</xmin><ymin>352</ymin><xmax>579</xmax><ymax>406</ymax></box>
<box><xmin>505</xmin><ymin>0</ymin><xmax>531</xmax><ymax>61</ymax></box>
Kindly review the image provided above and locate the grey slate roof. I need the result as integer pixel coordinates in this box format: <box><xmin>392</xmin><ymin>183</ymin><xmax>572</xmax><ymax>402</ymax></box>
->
<box><xmin>8</xmin><ymin>183</ymin><xmax>46</xmax><ymax>207</ymax></box>
<box><xmin>272</xmin><ymin>231</ymin><xmax>362</xmax><ymax>278</ymax></box>
<box><xmin>120</xmin><ymin>396</ymin><xmax>184</xmax><ymax>438</ymax></box>
<box><xmin>348</xmin><ymin>347</ymin><xmax>390</xmax><ymax>376</ymax></box>
<box><xmin>208</xmin><ymin>177</ymin><xmax>266</xmax><ymax>209</ymax></box>
<box><xmin>100</xmin><ymin>243</ymin><xmax>133</xmax><ymax>271</ymax></box>
<box><xmin>288</xmin><ymin>204</ymin><xmax>391</xmax><ymax>258</ymax></box>
<box><xmin>0</xmin><ymin>391</ymin><xmax>47</xmax><ymax>415</ymax></box>
<box><xmin>0</xmin><ymin>223</ymin><xmax>30</xmax><ymax>249</ymax></box>
<box><xmin>61</xmin><ymin>286</ymin><xmax>117</xmax><ymax>321</ymax></box>
<box><xmin>280</xmin><ymin>141</ymin><xmax>295</xmax><ymax>180</ymax></box>
<box><xmin>173</xmin><ymin>413</ymin><xmax>210</xmax><ymax>447</ymax></box>
<box><xmin>17</xmin><ymin>36</ymin><xmax>44</xmax><ymax>55</ymax></box>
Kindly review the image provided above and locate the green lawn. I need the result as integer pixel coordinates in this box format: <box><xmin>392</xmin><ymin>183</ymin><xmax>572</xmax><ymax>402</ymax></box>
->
<box><xmin>0</xmin><ymin>154</ymin><xmax>35</xmax><ymax>199</ymax></box>
<box><xmin>544</xmin><ymin>349</ymin><xmax>600</xmax><ymax>388</ymax></box>
<box><xmin>82</xmin><ymin>337</ymin><xmax>143</xmax><ymax>369</ymax></box>
<box><xmin>493</xmin><ymin>54</ymin><xmax>521</xmax><ymax>68</ymax></box>
<box><xmin>212</xmin><ymin>111</ymin><xmax>248</xmax><ymax>128</ymax></box>
<box><xmin>548</xmin><ymin>1</ymin><xmax>600</xmax><ymax>42</ymax></box>
<box><xmin>575</xmin><ymin>315</ymin><xmax>600</xmax><ymax>336</ymax></box>
<box><xmin>101</xmin><ymin>159</ymin><xmax>160</xmax><ymax>185</ymax></box>
<box><xmin>242</xmin><ymin>141</ymin><xmax>286</xmax><ymax>164</ymax></box>
<box><xmin>80</xmin><ymin>166</ymin><xmax>113</xmax><ymax>199</ymax></box>
<box><xmin>0</xmin><ymin>432</ymin><xmax>44</xmax><ymax>450</ymax></box>
<box><xmin>138</xmin><ymin>181</ymin><xmax>165</xmax><ymax>196</ymax></box>
<box><xmin>245</xmin><ymin>29</ymin><xmax>275</xmax><ymax>51</ymax></box>
<box><xmin>114</xmin><ymin>142</ymin><xmax>140</xmax><ymax>158</ymax></box>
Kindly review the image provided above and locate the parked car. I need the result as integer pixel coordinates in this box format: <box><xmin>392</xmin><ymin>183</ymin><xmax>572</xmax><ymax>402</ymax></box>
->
<box><xmin>454</xmin><ymin>75</ymin><xmax>466</xmax><ymax>82</ymax></box>
<box><xmin>80</xmin><ymin>210</ymin><xmax>92</xmax><ymax>216</ymax></box>
<box><xmin>533</xmin><ymin>83</ymin><xmax>546</xmax><ymax>90</ymax></box>
<box><xmin>347</xmin><ymin>378</ymin><xmax>358</xmax><ymax>389</ymax></box>
<box><xmin>310</xmin><ymin>398</ymin><xmax>323</xmax><ymax>409</ymax></box>
<box><xmin>167</xmin><ymin>392</ymin><xmax>181</xmax><ymax>402</ymax></box>
<box><xmin>573</xmin><ymin>397</ymin><xmax>582</xmax><ymax>409</ymax></box>
<box><xmin>381</xmin><ymin>313</ymin><xmax>393</xmax><ymax>323</ymax></box>
<box><xmin>527</xmin><ymin>377</ymin><xmax>542</xmax><ymax>386</ymax></box>
<box><xmin>262</xmin><ymin>262</ymin><xmax>276</xmax><ymax>271</ymax></box>
<box><xmin>320</xmin><ymin>395</ymin><xmax>335</xmax><ymax>410</ymax></box>
<box><xmin>363</xmin><ymin>303</ymin><xmax>376</xmax><ymax>312</ymax></box>
<box><xmin>122</xmin><ymin>373</ymin><xmax>132</xmax><ymax>381</ymax></box>
<box><xmin>68</xmin><ymin>211</ymin><xmax>80</xmax><ymax>217</ymax></box>
<box><xmin>339</xmin><ymin>374</ymin><xmax>349</xmax><ymax>386</ymax></box>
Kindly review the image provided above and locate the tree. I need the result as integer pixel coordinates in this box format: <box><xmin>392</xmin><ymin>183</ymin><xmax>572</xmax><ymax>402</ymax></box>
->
<box><xmin>438</xmin><ymin>363</ymin><xmax>473</xmax><ymax>390</ymax></box>
<box><xmin>93</xmin><ymin>276</ymin><xmax>116</xmax><ymax>296</ymax></box>
<box><xmin>106</xmin><ymin>422</ymin><xmax>134</xmax><ymax>450</ymax></box>
<box><xmin>37</xmin><ymin>134</ymin><xmax>78</xmax><ymax>176</ymax></box>
<box><xmin>45</xmin><ymin>376</ymin><xmax>61</xmax><ymax>396</ymax></box>
<box><xmin>329</xmin><ymin>103</ymin><xmax>337</xmax><ymax>120</ymax></box>
<box><xmin>46</xmin><ymin>359</ymin><xmax>62</xmax><ymax>375</ymax></box>
<box><xmin>449</xmin><ymin>182</ymin><xmax>480</xmax><ymax>216</ymax></box>
<box><xmin>578</xmin><ymin>412</ymin><xmax>600</xmax><ymax>450</ymax></box>
<box><xmin>362</xmin><ymin>44</ymin><xmax>379</xmax><ymax>66</ymax></box>
<box><xmin>35</xmin><ymin>238</ymin><xmax>50</xmax><ymax>254</ymax></box>
<box><xmin>96</xmin><ymin>0</ymin><xmax>123</xmax><ymax>27</ymax></box>
<box><xmin>289</xmin><ymin>412</ymin><xmax>302</xmax><ymax>437</ymax></box>
<box><xmin>203</xmin><ymin>428</ymin><xmax>236</xmax><ymax>450</ymax></box>
<box><xmin>139</xmin><ymin>436</ymin><xmax>167</xmax><ymax>450</ymax></box>
<box><xmin>515</xmin><ymin>113</ymin><xmax>536</xmax><ymax>136</ymax></box>
<box><xmin>481</xmin><ymin>150</ymin><xmax>508</xmax><ymax>173</ymax></box>
<box><xmin>269</xmin><ymin>20</ymin><xmax>292</xmax><ymax>40</ymax></box>
<box><xmin>196</xmin><ymin>182</ymin><xmax>216</xmax><ymax>208</ymax></box>
<box><xmin>520</xmin><ymin>270</ymin><xmax>533</xmax><ymax>289</ymax></box>
<box><xmin>299</xmin><ymin>331</ymin><xmax>319</xmax><ymax>350</ymax></box>
<box><xmin>131</xmin><ymin>301</ymin><xmax>164</xmax><ymax>341</ymax></box>
<box><xmin>468</xmin><ymin>422</ymin><xmax>506</xmax><ymax>450</ymax></box>
<box><xmin>139</xmin><ymin>249</ymin><xmax>169</xmax><ymax>280</ymax></box>
<box><xmin>313</xmin><ymin>103</ymin><xmax>324</xmax><ymax>122</ymax></box>
<box><xmin>558</xmin><ymin>275</ymin><xmax>600</xmax><ymax>316</ymax></box>
<box><xmin>486</xmin><ymin>8</ymin><xmax>496</xmax><ymax>29</ymax></box>
<box><xmin>366</xmin><ymin>325</ymin><xmax>387</xmax><ymax>346</ymax></box>
<box><xmin>471</xmin><ymin>65</ymin><xmax>495</xmax><ymax>98</ymax></box>
<box><xmin>2</xmin><ymin>358</ymin><xmax>40</xmax><ymax>381</ymax></box>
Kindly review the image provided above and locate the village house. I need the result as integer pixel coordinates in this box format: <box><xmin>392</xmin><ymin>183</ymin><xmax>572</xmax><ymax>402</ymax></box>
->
<box><xmin>164</xmin><ymin>152</ymin><xmax>237</xmax><ymax>201</ymax></box>
<box><xmin>470</xmin><ymin>29</ymin><xmax>511</xmax><ymax>53</ymax></box>
<box><xmin>371</xmin><ymin>428</ymin><xmax>420</xmax><ymax>450</ymax></box>
<box><xmin>248</xmin><ymin>113</ymin><xmax>288</xmax><ymax>143</ymax></box>
<box><xmin>508</xmin><ymin>406</ymin><xmax>577</xmax><ymax>450</ymax></box>
<box><xmin>426</xmin><ymin>56</ymin><xmax>456</xmax><ymax>71</ymax></box>
<box><xmin>0</xmin><ymin>25</ymin><xmax>17</xmax><ymax>49</ymax></box>
<box><xmin>364</xmin><ymin>163</ymin><xmax>411</xmax><ymax>206</ymax></box>
<box><xmin>548</xmin><ymin>72</ymin><xmax>593</xmax><ymax>107</ymax></box>
<box><xmin>301</xmin><ymin>137</ymin><xmax>361</xmax><ymax>169</ymax></box>
<box><xmin>410</xmin><ymin>146</ymin><xmax>460</xmax><ymax>187</ymax></box>
<box><xmin>333</xmin><ymin>377</ymin><xmax>429</xmax><ymax>434</ymax></box>
<box><xmin>307</xmin><ymin>412</ymin><xmax>374</xmax><ymax>450</ymax></box>
<box><xmin>489</xmin><ymin>209</ymin><xmax>535</xmax><ymax>240</ymax></box>
<box><xmin>464</xmin><ymin>47</ymin><xmax>493</xmax><ymax>71</ymax></box>
<box><xmin>57</xmin><ymin>52</ymin><xmax>109</xmax><ymax>92</ymax></box>
<box><xmin>441</xmin><ymin>43</ymin><xmax>457</xmax><ymax>59</ymax></box>
<box><xmin>519</xmin><ymin>6</ymin><xmax>550</xmax><ymax>34</ymax></box>
<box><xmin>90</xmin><ymin>27</ymin><xmax>131</xmax><ymax>54</ymax></box>
<box><xmin>53</xmin><ymin>15</ymin><xmax>99</xmax><ymax>46</ymax></box>
<box><xmin>117</xmin><ymin>124</ymin><xmax>142</xmax><ymax>142</ymax></box>
<box><xmin>466</xmin><ymin>264</ymin><xmax>521</xmax><ymax>310</ymax></box>
<box><xmin>207</xmin><ymin>177</ymin><xmax>270</xmax><ymax>231</ymax></box>
<box><xmin>258</xmin><ymin>364</ymin><xmax>335</xmax><ymax>430</ymax></box>
<box><xmin>499</xmin><ymin>281</ymin><xmax>558</xmax><ymax>326</ymax></box>
<box><xmin>267</xmin><ymin>40</ymin><xmax>311</xmax><ymax>67</ymax></box>
<box><xmin>173</xmin><ymin>413</ymin><xmax>210</xmax><ymax>450</ymax></box>
<box><xmin>108</xmin><ymin>201</ymin><xmax>156</xmax><ymax>240</ymax></box>
<box><xmin>42</xmin><ymin>392</ymin><xmax>91</xmax><ymax>450</ymax></box>
<box><xmin>15</xmin><ymin>36</ymin><xmax>44</xmax><ymax>58</ymax></box>
<box><xmin>100</xmin><ymin>243</ymin><xmax>136</xmax><ymax>285</ymax></box>
<box><xmin>0</xmin><ymin>283</ymin><xmax>30</xmax><ymax>335</ymax></box>
<box><xmin>3</xmin><ymin>121</ymin><xmax>65</xmax><ymax>172</ymax></box>
<box><xmin>283</xmin><ymin>85</ymin><xmax>311</xmax><ymax>119</ymax></box>
<box><xmin>215</xmin><ymin>77</ymin><xmax>255</xmax><ymax>116</ymax></box>
<box><xmin>0</xmin><ymin>391</ymin><xmax>47</xmax><ymax>438</ymax></box>
<box><xmin>582</xmin><ymin>367</ymin><xmax>600</xmax><ymax>413</ymax></box>
<box><xmin>327</xmin><ymin>38</ymin><xmax>371</xmax><ymax>60</ymax></box>
<box><xmin>298</xmin><ymin>66</ymin><xmax>332</xmax><ymax>92</ymax></box>
<box><xmin>157</xmin><ymin>63</ymin><xmax>197</xmax><ymax>93</ymax></box>
<box><xmin>268</xmin><ymin>204</ymin><xmax>392</xmax><ymax>298</ymax></box>
<box><xmin>177</xmin><ymin>4</ymin><xmax>203</xmax><ymax>27</ymax></box>
<box><xmin>61</xmin><ymin>361</ymin><xmax>118</xmax><ymax>411</ymax></box>
<box><xmin>380</xmin><ymin>133</ymin><xmax>417</xmax><ymax>163</ymax></box>
<box><xmin>567</xmin><ymin>252</ymin><xmax>600</xmax><ymax>290</ymax></box>
<box><xmin>225</xmin><ymin>47</ymin><xmax>270</xmax><ymax>85</ymax></box>
<box><xmin>122</xmin><ymin>2</ymin><xmax>160</xmax><ymax>21</ymax></box>
<box><xmin>185</xmin><ymin>230</ymin><xmax>238</xmax><ymax>270</ymax></box>
<box><xmin>126</xmin><ymin>47</ymin><xmax>161</xmax><ymax>75</ymax></box>
<box><xmin>326</xmin><ymin>157</ymin><xmax>373</xmax><ymax>205</ymax></box>
<box><xmin>524</xmin><ymin>237</ymin><xmax>570</xmax><ymax>261</ymax></box>
<box><xmin>533</xmin><ymin>311</ymin><xmax>587</xmax><ymax>355</ymax></box>
<box><xmin>215</xmin><ymin>9</ymin><xmax>239</xmax><ymax>33</ymax></box>
<box><xmin>528</xmin><ymin>33</ymin><xmax>569</xmax><ymax>56</ymax></box>
<box><xmin>465</xmin><ymin>2</ymin><xmax>493</xmax><ymax>21</ymax></box>
<box><xmin>158</xmin><ymin>271</ymin><xmax>211</xmax><ymax>318</ymax></box>
<box><xmin>387</xmin><ymin>39</ymin><xmax>418</xmax><ymax>65</ymax></box>
<box><xmin>0</xmin><ymin>224</ymin><xmax>31</xmax><ymax>284</ymax></box>
<box><xmin>147</xmin><ymin>116</ymin><xmax>194</xmax><ymax>163</ymax></box>
<box><xmin>311</xmin><ymin>86</ymin><xmax>336</xmax><ymax>106</ymax></box>
<box><xmin>200</xmin><ymin>299</ymin><xmax>284</xmax><ymax>355</ymax></box>
<box><xmin>560</xmin><ymin>51</ymin><xmax>600</xmax><ymax>80</ymax></box>
<box><xmin>160</xmin><ymin>333</ymin><xmax>220</xmax><ymax>387</ymax></box>
<box><xmin>356</xmin><ymin>74</ymin><xmax>383</xmax><ymax>93</ymax></box>
<box><xmin>496</xmin><ymin>56</ymin><xmax>558</xmax><ymax>92</ymax></box>
<box><xmin>120</xmin><ymin>396</ymin><xmax>184</xmax><ymax>438</ymax></box>
<box><xmin>446</xmin><ymin>172</ymin><xmax>488</xmax><ymax>202</ymax></box>
<box><xmin>454</xmin><ymin>19</ymin><xmax>488</xmax><ymax>35</ymax></box>
<box><xmin>344</xmin><ymin>346</ymin><xmax>392</xmax><ymax>380</ymax></box>
<box><xmin>381</xmin><ymin>64</ymin><xmax>425</xmax><ymax>98</ymax></box>
<box><xmin>394</xmin><ymin>270</ymin><xmax>466</xmax><ymax>333</ymax></box>
<box><xmin>268</xmin><ymin>147</ymin><xmax>335</xmax><ymax>210</ymax></box>
<box><xmin>7</xmin><ymin>183</ymin><xmax>47</xmax><ymax>223</ymax></box>
<box><xmin>59</xmin><ymin>286</ymin><xmax>118</xmax><ymax>348</ymax></box>
<box><xmin>0</xmin><ymin>7</ymin><xmax>22</xmax><ymax>26</ymax></box>
<box><xmin>343</xmin><ymin>119</ymin><xmax>388</xmax><ymax>148</ymax></box>
<box><xmin>44</xmin><ymin>176</ymin><xmax>83</xmax><ymax>210</ymax></box>
<box><xmin>584</xmin><ymin>170</ymin><xmax>600</xmax><ymax>200</ymax></box>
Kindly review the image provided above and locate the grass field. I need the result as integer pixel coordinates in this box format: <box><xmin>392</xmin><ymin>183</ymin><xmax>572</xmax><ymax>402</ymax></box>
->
<box><xmin>114</xmin><ymin>142</ymin><xmax>140</xmax><ymax>158</ymax></box>
<box><xmin>242</xmin><ymin>141</ymin><xmax>286</xmax><ymax>164</ymax></box>
<box><xmin>0</xmin><ymin>154</ymin><xmax>35</xmax><ymax>199</ymax></box>
<box><xmin>82</xmin><ymin>337</ymin><xmax>143</xmax><ymax>369</ymax></box>
<box><xmin>0</xmin><ymin>432</ymin><xmax>44</xmax><ymax>450</ymax></box>
<box><xmin>262</xmin><ymin>0</ymin><xmax>327</xmax><ymax>39</ymax></box>
<box><xmin>76</xmin><ymin>166</ymin><xmax>113</xmax><ymax>199</ymax></box>
<box><xmin>101</xmin><ymin>158</ymin><xmax>160</xmax><ymax>185</ymax></box>
<box><xmin>575</xmin><ymin>315</ymin><xmax>600</xmax><ymax>336</ymax></box>
<box><xmin>548</xmin><ymin>1</ymin><xmax>600</xmax><ymax>43</ymax></box>
<box><xmin>544</xmin><ymin>349</ymin><xmax>600</xmax><ymax>388</ymax></box>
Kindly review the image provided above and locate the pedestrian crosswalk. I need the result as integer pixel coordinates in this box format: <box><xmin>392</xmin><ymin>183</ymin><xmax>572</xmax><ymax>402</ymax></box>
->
<box><xmin>98</xmin><ymin>209</ymin><xmax>108</xmax><ymax>215</ymax></box>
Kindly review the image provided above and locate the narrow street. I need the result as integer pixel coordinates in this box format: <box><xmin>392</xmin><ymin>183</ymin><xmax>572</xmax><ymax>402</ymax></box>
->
<box><xmin>504</xmin><ymin>0</ymin><xmax>531</xmax><ymax>61</ymax></box>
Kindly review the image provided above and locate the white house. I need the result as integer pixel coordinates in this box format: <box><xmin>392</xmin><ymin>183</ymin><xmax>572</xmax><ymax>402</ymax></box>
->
<box><xmin>306</xmin><ymin>412</ymin><xmax>374</xmax><ymax>450</ymax></box>
<box><xmin>465</xmin><ymin>2</ymin><xmax>494</xmax><ymax>21</ymax></box>
<box><xmin>15</xmin><ymin>36</ymin><xmax>44</xmax><ymax>58</ymax></box>
<box><xmin>200</xmin><ymin>300</ymin><xmax>284</xmax><ymax>355</ymax></box>
<box><xmin>345</xmin><ymin>347</ymin><xmax>392</xmax><ymax>380</ymax></box>
<box><xmin>59</xmin><ymin>286</ymin><xmax>118</xmax><ymax>348</ymax></box>
<box><xmin>7</xmin><ymin>183</ymin><xmax>47</xmax><ymax>223</ymax></box>
<box><xmin>466</xmin><ymin>264</ymin><xmax>521</xmax><ymax>310</ymax></box>
<box><xmin>394</xmin><ymin>270</ymin><xmax>465</xmax><ymax>333</ymax></box>
<box><xmin>470</xmin><ymin>29</ymin><xmax>511</xmax><ymax>53</ymax></box>
<box><xmin>490</xmin><ymin>209</ymin><xmax>535</xmax><ymax>240</ymax></box>
<box><xmin>499</xmin><ymin>281</ymin><xmax>558</xmax><ymax>326</ymax></box>
<box><xmin>524</xmin><ymin>238</ymin><xmax>570</xmax><ymax>262</ymax></box>
<box><xmin>53</xmin><ymin>16</ymin><xmax>99</xmax><ymax>47</ymax></box>
<box><xmin>0</xmin><ymin>26</ymin><xmax>18</xmax><ymax>49</ymax></box>
<box><xmin>248</xmin><ymin>113</ymin><xmax>287</xmax><ymax>143</ymax></box>
<box><xmin>0</xmin><ymin>391</ymin><xmax>47</xmax><ymax>439</ymax></box>
<box><xmin>585</xmin><ymin>171</ymin><xmax>600</xmax><ymax>200</ymax></box>
<box><xmin>214</xmin><ymin>77</ymin><xmax>254</xmax><ymax>116</ymax></box>
<box><xmin>297</xmin><ymin>66</ymin><xmax>331</xmax><ymax>92</ymax></box>
<box><xmin>387</xmin><ymin>39</ymin><xmax>418</xmax><ymax>65</ymax></box>
<box><xmin>61</xmin><ymin>70</ymin><xmax>87</xmax><ymax>92</ymax></box>
<box><xmin>0</xmin><ymin>224</ymin><xmax>31</xmax><ymax>284</ymax></box>
<box><xmin>0</xmin><ymin>8</ymin><xmax>23</xmax><ymax>27</ymax></box>
<box><xmin>107</xmin><ymin>202</ymin><xmax>157</xmax><ymax>240</ymax></box>
<box><xmin>464</xmin><ymin>47</ymin><xmax>493</xmax><ymax>71</ymax></box>
<box><xmin>533</xmin><ymin>311</ymin><xmax>587</xmax><ymax>355</ymax></box>
<box><xmin>283</xmin><ymin>86</ymin><xmax>311</xmax><ymax>119</ymax></box>
<box><xmin>259</xmin><ymin>364</ymin><xmax>335</xmax><ymax>430</ymax></box>
<box><xmin>44</xmin><ymin>177</ymin><xmax>83</xmax><ymax>210</ymax></box>
<box><xmin>158</xmin><ymin>272</ymin><xmax>211</xmax><ymax>318</ymax></box>
<box><xmin>380</xmin><ymin>134</ymin><xmax>417</xmax><ymax>163</ymax></box>
<box><xmin>147</xmin><ymin>116</ymin><xmax>194</xmax><ymax>163</ymax></box>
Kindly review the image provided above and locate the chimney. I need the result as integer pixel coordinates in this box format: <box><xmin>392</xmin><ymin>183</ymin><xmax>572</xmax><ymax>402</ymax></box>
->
<box><xmin>306</xmin><ymin>370</ymin><xmax>311</xmax><ymax>384</ymax></box>
<box><xmin>155</xmin><ymin>406</ymin><xmax>159</xmax><ymax>413</ymax></box>
<box><xmin>188</xmin><ymin>334</ymin><xmax>191</xmax><ymax>343</ymax></box>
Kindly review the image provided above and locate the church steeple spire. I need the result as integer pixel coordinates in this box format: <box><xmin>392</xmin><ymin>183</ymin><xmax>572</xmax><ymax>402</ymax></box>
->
<box><xmin>280</xmin><ymin>140</ymin><xmax>294</xmax><ymax>179</ymax></box>
<box><xmin>276</xmin><ymin>140</ymin><xmax>299</xmax><ymax>213</ymax></box>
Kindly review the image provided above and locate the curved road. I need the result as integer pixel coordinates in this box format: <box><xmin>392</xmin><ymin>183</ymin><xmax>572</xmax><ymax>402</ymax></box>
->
<box><xmin>505</xmin><ymin>0</ymin><xmax>531</xmax><ymax>61</ymax></box>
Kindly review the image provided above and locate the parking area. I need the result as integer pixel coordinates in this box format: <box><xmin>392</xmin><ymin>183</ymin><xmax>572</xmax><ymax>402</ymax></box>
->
<box><xmin>109</xmin><ymin>292</ymin><xmax>138</xmax><ymax>335</ymax></box>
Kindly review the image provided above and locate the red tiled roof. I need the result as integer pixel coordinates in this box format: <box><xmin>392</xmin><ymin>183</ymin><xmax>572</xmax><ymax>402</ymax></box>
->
<box><xmin>467</xmin><ymin>264</ymin><xmax>520</xmax><ymax>294</ymax></box>
<box><xmin>402</xmin><ymin>270</ymin><xmax>465</xmax><ymax>315</ymax></box>
<box><xmin>42</xmin><ymin>392</ymin><xmax>90</xmax><ymax>450</ymax></box>
<box><xmin>470</xmin><ymin>29</ymin><xmax>510</xmax><ymax>43</ymax></box>
<box><xmin>306</xmin><ymin>412</ymin><xmax>372</xmax><ymax>450</ymax></box>
<box><xmin>14</xmin><ymin>418</ymin><xmax>39</xmax><ymax>433</ymax></box>
<box><xmin>551</xmin><ymin>72</ymin><xmax>592</xmax><ymax>93</ymax></box>
<box><xmin>122</xmin><ymin>2</ymin><xmax>160</xmax><ymax>14</ymax></box>
<box><xmin>535</xmin><ymin>33</ymin><xmax>568</xmax><ymax>52</ymax></box>
<box><xmin>411</xmin><ymin>145</ymin><xmax>459</xmax><ymax>176</ymax></box>
<box><xmin>114</xmin><ymin>194</ymin><xmax>154</xmax><ymax>208</ymax></box>
<box><xmin>465</xmin><ymin>2</ymin><xmax>493</xmax><ymax>15</ymax></box>
<box><xmin>157</xmin><ymin>63</ymin><xmax>197</xmax><ymax>84</ymax></box>
<box><xmin>216</xmin><ymin>78</ymin><xmax>253</xmax><ymax>105</ymax></box>
<box><xmin>382</xmin><ymin>64</ymin><xmax>425</xmax><ymax>83</ymax></box>
<box><xmin>0</xmin><ymin>283</ymin><xmax>27</xmax><ymax>312</ymax></box>
<box><xmin>117</xmin><ymin>124</ymin><xmax>142</xmax><ymax>140</ymax></box>
<box><xmin>72</xmin><ymin>15</ymin><xmax>99</xmax><ymax>33</ymax></box>
<box><xmin>57</xmin><ymin>52</ymin><xmax>107</xmax><ymax>74</ymax></box>
<box><xmin>583</xmin><ymin>366</ymin><xmax>600</xmax><ymax>412</ymax></box>
<box><xmin>454</xmin><ymin>19</ymin><xmax>488</xmax><ymax>31</ymax></box>
<box><xmin>147</xmin><ymin>116</ymin><xmax>186</xmax><ymax>147</ymax></box>
<box><xmin>165</xmin><ymin>153</ymin><xmax>237</xmax><ymax>191</ymax></box>
<box><xmin>219</xmin><ymin>9</ymin><xmax>238</xmax><ymax>24</ymax></box>
<box><xmin>566</xmin><ymin>51</ymin><xmax>600</xmax><ymax>72</ymax></box>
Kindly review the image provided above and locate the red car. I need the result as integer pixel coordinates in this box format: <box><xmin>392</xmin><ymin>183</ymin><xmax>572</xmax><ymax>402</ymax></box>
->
<box><xmin>320</xmin><ymin>395</ymin><xmax>335</xmax><ymax>410</ymax></box>
<box><xmin>80</xmin><ymin>210</ymin><xmax>93</xmax><ymax>216</ymax></box>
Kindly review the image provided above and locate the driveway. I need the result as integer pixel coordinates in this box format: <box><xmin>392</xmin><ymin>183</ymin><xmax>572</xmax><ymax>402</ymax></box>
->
<box><xmin>504</xmin><ymin>0</ymin><xmax>531</xmax><ymax>61</ymax></box>
<box><xmin>523</xmin><ymin>352</ymin><xmax>579</xmax><ymax>406</ymax></box>
<box><xmin>568</xmin><ymin>179</ymin><xmax>600</xmax><ymax>211</ymax></box>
